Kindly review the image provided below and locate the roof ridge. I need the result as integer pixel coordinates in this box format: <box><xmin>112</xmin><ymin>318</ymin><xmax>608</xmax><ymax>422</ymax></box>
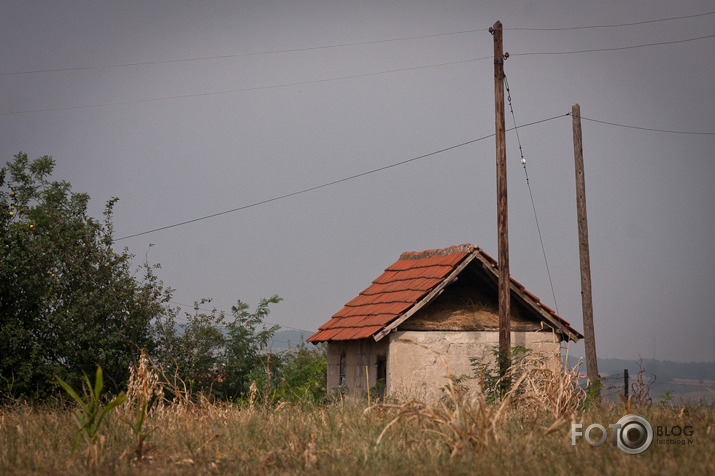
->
<box><xmin>399</xmin><ymin>244</ymin><xmax>475</xmax><ymax>260</ymax></box>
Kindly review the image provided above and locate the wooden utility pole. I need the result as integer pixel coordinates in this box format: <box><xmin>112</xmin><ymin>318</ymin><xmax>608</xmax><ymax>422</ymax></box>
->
<box><xmin>571</xmin><ymin>103</ymin><xmax>600</xmax><ymax>398</ymax></box>
<box><xmin>492</xmin><ymin>21</ymin><xmax>510</xmax><ymax>384</ymax></box>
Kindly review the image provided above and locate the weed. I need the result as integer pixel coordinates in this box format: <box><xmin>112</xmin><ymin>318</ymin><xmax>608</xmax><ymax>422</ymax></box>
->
<box><xmin>631</xmin><ymin>356</ymin><xmax>654</xmax><ymax>407</ymax></box>
<box><xmin>121</xmin><ymin>349</ymin><xmax>161</xmax><ymax>461</ymax></box>
<box><xmin>470</xmin><ymin>345</ymin><xmax>532</xmax><ymax>403</ymax></box>
<box><xmin>658</xmin><ymin>389</ymin><xmax>675</xmax><ymax>407</ymax></box>
<box><xmin>55</xmin><ymin>366</ymin><xmax>126</xmax><ymax>463</ymax></box>
<box><xmin>584</xmin><ymin>379</ymin><xmax>604</xmax><ymax>407</ymax></box>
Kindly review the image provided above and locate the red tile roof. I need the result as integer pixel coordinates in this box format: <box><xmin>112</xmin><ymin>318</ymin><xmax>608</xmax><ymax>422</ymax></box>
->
<box><xmin>307</xmin><ymin>244</ymin><xmax>582</xmax><ymax>343</ymax></box>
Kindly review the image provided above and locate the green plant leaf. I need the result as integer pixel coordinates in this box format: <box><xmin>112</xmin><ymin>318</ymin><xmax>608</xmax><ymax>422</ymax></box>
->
<box><xmin>96</xmin><ymin>392</ymin><xmax>126</xmax><ymax>429</ymax></box>
<box><xmin>93</xmin><ymin>366</ymin><xmax>104</xmax><ymax>401</ymax></box>
<box><xmin>56</xmin><ymin>375</ymin><xmax>90</xmax><ymax>415</ymax></box>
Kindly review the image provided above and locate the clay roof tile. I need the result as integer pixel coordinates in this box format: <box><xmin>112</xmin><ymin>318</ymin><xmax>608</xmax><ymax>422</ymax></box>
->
<box><xmin>306</xmin><ymin>244</ymin><xmax>583</xmax><ymax>343</ymax></box>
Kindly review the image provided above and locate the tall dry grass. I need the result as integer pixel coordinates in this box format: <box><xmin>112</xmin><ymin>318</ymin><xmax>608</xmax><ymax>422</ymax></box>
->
<box><xmin>1</xmin><ymin>397</ymin><xmax>712</xmax><ymax>475</ymax></box>
<box><xmin>367</xmin><ymin>340</ymin><xmax>586</xmax><ymax>460</ymax></box>
<box><xmin>0</xmin><ymin>349</ymin><xmax>713</xmax><ymax>475</ymax></box>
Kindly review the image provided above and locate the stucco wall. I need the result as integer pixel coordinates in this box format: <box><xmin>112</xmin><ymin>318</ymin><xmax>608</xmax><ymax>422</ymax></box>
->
<box><xmin>386</xmin><ymin>330</ymin><xmax>560</xmax><ymax>402</ymax></box>
<box><xmin>326</xmin><ymin>331</ymin><xmax>560</xmax><ymax>402</ymax></box>
<box><xmin>326</xmin><ymin>339</ymin><xmax>389</xmax><ymax>396</ymax></box>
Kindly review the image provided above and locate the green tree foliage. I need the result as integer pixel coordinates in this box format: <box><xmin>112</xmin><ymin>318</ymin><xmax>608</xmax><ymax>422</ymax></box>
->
<box><xmin>0</xmin><ymin>153</ymin><xmax>169</xmax><ymax>400</ymax></box>
<box><xmin>152</xmin><ymin>296</ymin><xmax>283</xmax><ymax>399</ymax></box>
<box><xmin>1</xmin><ymin>152</ymin><xmax>325</xmax><ymax>404</ymax></box>
<box><xmin>274</xmin><ymin>342</ymin><xmax>327</xmax><ymax>403</ymax></box>
<box><xmin>152</xmin><ymin>300</ymin><xmax>226</xmax><ymax>393</ymax></box>
<box><xmin>223</xmin><ymin>296</ymin><xmax>282</xmax><ymax>398</ymax></box>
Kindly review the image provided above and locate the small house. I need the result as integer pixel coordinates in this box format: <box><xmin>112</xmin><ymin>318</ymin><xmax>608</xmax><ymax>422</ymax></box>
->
<box><xmin>307</xmin><ymin>244</ymin><xmax>582</xmax><ymax>401</ymax></box>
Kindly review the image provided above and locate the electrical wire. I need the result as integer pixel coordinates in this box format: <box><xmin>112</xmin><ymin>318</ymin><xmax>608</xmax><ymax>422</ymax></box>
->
<box><xmin>3</xmin><ymin>10</ymin><xmax>712</xmax><ymax>77</ymax></box>
<box><xmin>114</xmin><ymin>113</ymin><xmax>569</xmax><ymax>242</ymax></box>
<box><xmin>577</xmin><ymin>115</ymin><xmax>715</xmax><ymax>135</ymax></box>
<box><xmin>511</xmin><ymin>34</ymin><xmax>713</xmax><ymax>56</ymax></box>
<box><xmin>0</xmin><ymin>56</ymin><xmax>490</xmax><ymax>116</ymax></box>
<box><xmin>3</xmin><ymin>32</ymin><xmax>711</xmax><ymax>116</ymax></box>
<box><xmin>114</xmin><ymin>136</ymin><xmax>493</xmax><ymax>241</ymax></box>
<box><xmin>0</xmin><ymin>28</ymin><xmax>487</xmax><ymax>77</ymax></box>
<box><xmin>117</xmin><ymin>109</ymin><xmax>713</xmax><ymax>243</ymax></box>
<box><xmin>503</xmin><ymin>75</ymin><xmax>560</xmax><ymax>315</ymax></box>
<box><xmin>507</xmin><ymin>10</ymin><xmax>715</xmax><ymax>31</ymax></box>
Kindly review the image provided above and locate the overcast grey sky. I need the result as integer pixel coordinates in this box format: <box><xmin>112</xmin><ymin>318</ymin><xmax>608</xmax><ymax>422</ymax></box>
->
<box><xmin>2</xmin><ymin>1</ymin><xmax>714</xmax><ymax>362</ymax></box>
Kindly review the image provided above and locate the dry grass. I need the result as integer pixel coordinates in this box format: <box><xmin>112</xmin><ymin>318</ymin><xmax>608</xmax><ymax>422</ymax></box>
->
<box><xmin>507</xmin><ymin>342</ymin><xmax>587</xmax><ymax>418</ymax></box>
<box><xmin>1</xmin><ymin>351</ymin><xmax>713</xmax><ymax>475</ymax></box>
<box><xmin>0</xmin><ymin>396</ymin><xmax>713</xmax><ymax>475</ymax></box>
<box><xmin>367</xmin><ymin>338</ymin><xmax>585</xmax><ymax>462</ymax></box>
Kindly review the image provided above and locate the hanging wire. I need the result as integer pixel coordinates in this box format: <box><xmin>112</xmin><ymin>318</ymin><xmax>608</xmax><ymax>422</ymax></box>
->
<box><xmin>503</xmin><ymin>74</ymin><xmax>560</xmax><ymax>316</ymax></box>
<box><xmin>113</xmin><ymin>113</ymin><xmax>570</xmax><ymax>242</ymax></box>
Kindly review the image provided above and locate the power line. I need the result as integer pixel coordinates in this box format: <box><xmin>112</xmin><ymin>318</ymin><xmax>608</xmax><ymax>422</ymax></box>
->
<box><xmin>577</xmin><ymin>115</ymin><xmax>715</xmax><ymax>135</ymax></box>
<box><xmin>114</xmin><ymin>113</ymin><xmax>568</xmax><ymax>242</ymax></box>
<box><xmin>511</xmin><ymin>33</ymin><xmax>713</xmax><ymax>56</ymax></box>
<box><xmin>3</xmin><ymin>33</ymin><xmax>711</xmax><ymax>116</ymax></box>
<box><xmin>0</xmin><ymin>28</ymin><xmax>487</xmax><ymax>77</ymax></box>
<box><xmin>4</xmin><ymin>10</ymin><xmax>712</xmax><ymax>77</ymax></box>
<box><xmin>507</xmin><ymin>10</ymin><xmax>715</xmax><ymax>31</ymax></box>
<box><xmin>119</xmin><ymin>110</ymin><xmax>711</xmax><ymax>242</ymax></box>
<box><xmin>114</xmin><ymin>136</ymin><xmax>492</xmax><ymax>240</ymax></box>
<box><xmin>0</xmin><ymin>57</ymin><xmax>490</xmax><ymax>116</ymax></box>
<box><xmin>504</xmin><ymin>75</ymin><xmax>560</xmax><ymax>315</ymax></box>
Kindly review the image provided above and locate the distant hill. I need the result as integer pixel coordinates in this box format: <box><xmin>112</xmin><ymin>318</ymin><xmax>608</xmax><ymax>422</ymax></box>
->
<box><xmin>268</xmin><ymin>330</ymin><xmax>313</xmax><ymax>350</ymax></box>
<box><xmin>567</xmin><ymin>356</ymin><xmax>715</xmax><ymax>403</ymax></box>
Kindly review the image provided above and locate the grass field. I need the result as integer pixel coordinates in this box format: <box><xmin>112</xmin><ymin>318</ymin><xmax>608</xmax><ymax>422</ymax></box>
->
<box><xmin>1</xmin><ymin>398</ymin><xmax>712</xmax><ymax>475</ymax></box>
<box><xmin>1</xmin><ymin>354</ymin><xmax>712</xmax><ymax>475</ymax></box>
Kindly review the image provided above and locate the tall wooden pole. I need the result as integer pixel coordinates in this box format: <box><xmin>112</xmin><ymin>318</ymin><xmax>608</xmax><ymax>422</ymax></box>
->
<box><xmin>572</xmin><ymin>103</ymin><xmax>600</xmax><ymax>398</ymax></box>
<box><xmin>492</xmin><ymin>21</ymin><xmax>510</xmax><ymax>385</ymax></box>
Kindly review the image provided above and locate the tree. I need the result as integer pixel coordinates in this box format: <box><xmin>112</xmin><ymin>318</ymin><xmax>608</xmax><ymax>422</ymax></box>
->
<box><xmin>222</xmin><ymin>296</ymin><xmax>282</xmax><ymax>398</ymax></box>
<box><xmin>0</xmin><ymin>153</ymin><xmax>170</xmax><ymax>400</ymax></box>
<box><xmin>274</xmin><ymin>342</ymin><xmax>327</xmax><ymax>403</ymax></box>
<box><xmin>151</xmin><ymin>295</ymin><xmax>283</xmax><ymax>400</ymax></box>
<box><xmin>152</xmin><ymin>299</ymin><xmax>227</xmax><ymax>393</ymax></box>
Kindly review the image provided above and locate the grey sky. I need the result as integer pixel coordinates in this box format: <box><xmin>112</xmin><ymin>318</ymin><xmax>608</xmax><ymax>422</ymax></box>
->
<box><xmin>2</xmin><ymin>1</ymin><xmax>713</xmax><ymax>362</ymax></box>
